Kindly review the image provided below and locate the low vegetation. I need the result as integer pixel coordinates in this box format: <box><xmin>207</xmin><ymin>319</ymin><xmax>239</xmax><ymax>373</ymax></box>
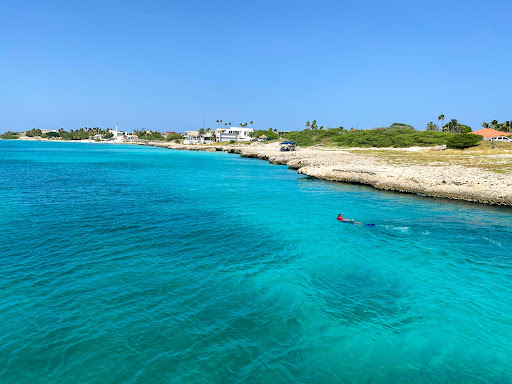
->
<box><xmin>446</xmin><ymin>133</ymin><xmax>482</xmax><ymax>149</ymax></box>
<box><xmin>282</xmin><ymin>124</ymin><xmax>464</xmax><ymax>148</ymax></box>
<box><xmin>0</xmin><ymin>131</ymin><xmax>20</xmax><ymax>139</ymax></box>
<box><xmin>249</xmin><ymin>129</ymin><xmax>279</xmax><ymax>140</ymax></box>
<box><xmin>134</xmin><ymin>130</ymin><xmax>165</xmax><ymax>141</ymax></box>
<box><xmin>165</xmin><ymin>133</ymin><xmax>183</xmax><ymax>141</ymax></box>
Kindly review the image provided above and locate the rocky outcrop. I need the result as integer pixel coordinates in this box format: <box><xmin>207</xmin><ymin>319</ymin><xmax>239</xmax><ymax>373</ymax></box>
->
<box><xmin>298</xmin><ymin>165</ymin><xmax>512</xmax><ymax>206</ymax></box>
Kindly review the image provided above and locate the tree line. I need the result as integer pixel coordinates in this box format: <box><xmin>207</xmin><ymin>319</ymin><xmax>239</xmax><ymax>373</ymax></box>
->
<box><xmin>281</xmin><ymin>123</ymin><xmax>481</xmax><ymax>149</ymax></box>
<box><xmin>482</xmin><ymin>120</ymin><xmax>512</xmax><ymax>132</ymax></box>
<box><xmin>426</xmin><ymin>115</ymin><xmax>472</xmax><ymax>134</ymax></box>
<box><xmin>215</xmin><ymin>120</ymin><xmax>254</xmax><ymax>128</ymax></box>
<box><xmin>23</xmin><ymin>127</ymin><xmax>114</xmax><ymax>140</ymax></box>
<box><xmin>133</xmin><ymin>130</ymin><xmax>183</xmax><ymax>142</ymax></box>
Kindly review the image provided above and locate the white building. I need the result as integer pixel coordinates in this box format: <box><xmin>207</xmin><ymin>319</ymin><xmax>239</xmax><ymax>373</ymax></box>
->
<box><xmin>109</xmin><ymin>125</ymin><xmax>126</xmax><ymax>142</ymax></box>
<box><xmin>216</xmin><ymin>127</ymin><xmax>254</xmax><ymax>142</ymax></box>
<box><xmin>184</xmin><ymin>131</ymin><xmax>200</xmax><ymax>144</ymax></box>
<box><xmin>125</xmin><ymin>134</ymin><xmax>139</xmax><ymax>142</ymax></box>
<box><xmin>184</xmin><ymin>130</ymin><xmax>216</xmax><ymax>144</ymax></box>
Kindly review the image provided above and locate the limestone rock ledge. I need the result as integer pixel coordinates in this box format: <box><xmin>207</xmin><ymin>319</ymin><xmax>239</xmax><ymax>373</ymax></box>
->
<box><xmin>298</xmin><ymin>165</ymin><xmax>512</xmax><ymax>206</ymax></box>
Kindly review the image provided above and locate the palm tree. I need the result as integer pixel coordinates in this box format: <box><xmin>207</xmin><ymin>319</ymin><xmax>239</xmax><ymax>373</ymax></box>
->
<box><xmin>306</xmin><ymin>121</ymin><xmax>310</xmax><ymax>129</ymax></box>
<box><xmin>216</xmin><ymin>120</ymin><xmax>219</xmax><ymax>128</ymax></box>
<box><xmin>482</xmin><ymin>122</ymin><xmax>490</xmax><ymax>128</ymax></box>
<box><xmin>438</xmin><ymin>114</ymin><xmax>445</xmax><ymax>131</ymax></box>
<box><xmin>426</xmin><ymin>122</ymin><xmax>439</xmax><ymax>131</ymax></box>
<box><xmin>250</xmin><ymin>121</ymin><xmax>253</xmax><ymax>128</ymax></box>
<box><xmin>446</xmin><ymin>119</ymin><xmax>459</xmax><ymax>134</ymax></box>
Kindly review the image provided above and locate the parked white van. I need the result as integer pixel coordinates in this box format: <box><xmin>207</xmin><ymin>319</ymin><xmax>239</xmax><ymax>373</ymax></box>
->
<box><xmin>490</xmin><ymin>136</ymin><xmax>512</xmax><ymax>142</ymax></box>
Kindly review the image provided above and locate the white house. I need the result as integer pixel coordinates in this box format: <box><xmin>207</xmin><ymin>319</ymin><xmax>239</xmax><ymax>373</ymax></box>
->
<box><xmin>125</xmin><ymin>134</ymin><xmax>139</xmax><ymax>142</ymax></box>
<box><xmin>217</xmin><ymin>127</ymin><xmax>254</xmax><ymax>142</ymax></box>
<box><xmin>109</xmin><ymin>125</ymin><xmax>126</xmax><ymax>142</ymax></box>
<box><xmin>184</xmin><ymin>131</ymin><xmax>200</xmax><ymax>144</ymax></box>
<box><xmin>184</xmin><ymin>130</ymin><xmax>216</xmax><ymax>144</ymax></box>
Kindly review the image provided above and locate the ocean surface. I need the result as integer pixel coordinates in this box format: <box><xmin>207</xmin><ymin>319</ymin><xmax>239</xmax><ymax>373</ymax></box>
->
<box><xmin>1</xmin><ymin>140</ymin><xmax>512</xmax><ymax>383</ymax></box>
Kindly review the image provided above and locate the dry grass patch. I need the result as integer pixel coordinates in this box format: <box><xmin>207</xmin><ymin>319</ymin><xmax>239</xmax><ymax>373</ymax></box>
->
<box><xmin>350</xmin><ymin>143</ymin><xmax>512</xmax><ymax>173</ymax></box>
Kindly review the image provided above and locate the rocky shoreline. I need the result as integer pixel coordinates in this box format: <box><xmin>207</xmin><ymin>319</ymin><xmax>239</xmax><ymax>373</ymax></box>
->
<box><xmin>144</xmin><ymin>142</ymin><xmax>512</xmax><ymax>207</ymax></box>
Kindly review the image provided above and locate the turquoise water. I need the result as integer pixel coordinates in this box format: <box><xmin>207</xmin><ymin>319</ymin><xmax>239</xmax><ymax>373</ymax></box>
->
<box><xmin>1</xmin><ymin>140</ymin><xmax>512</xmax><ymax>383</ymax></box>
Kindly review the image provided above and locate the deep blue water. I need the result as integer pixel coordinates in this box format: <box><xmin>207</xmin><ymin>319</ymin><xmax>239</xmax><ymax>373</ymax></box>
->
<box><xmin>1</xmin><ymin>140</ymin><xmax>512</xmax><ymax>383</ymax></box>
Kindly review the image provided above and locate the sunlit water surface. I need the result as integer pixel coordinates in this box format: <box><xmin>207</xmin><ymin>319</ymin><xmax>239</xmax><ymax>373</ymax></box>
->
<box><xmin>1</xmin><ymin>141</ymin><xmax>511</xmax><ymax>383</ymax></box>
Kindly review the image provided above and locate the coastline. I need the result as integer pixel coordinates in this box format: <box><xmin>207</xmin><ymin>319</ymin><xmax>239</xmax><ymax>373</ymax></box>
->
<box><xmin>146</xmin><ymin>141</ymin><xmax>512</xmax><ymax>207</ymax></box>
<box><xmin>5</xmin><ymin>138</ymin><xmax>511</xmax><ymax>206</ymax></box>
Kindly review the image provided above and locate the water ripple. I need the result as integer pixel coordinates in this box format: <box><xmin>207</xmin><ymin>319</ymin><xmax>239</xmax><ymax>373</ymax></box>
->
<box><xmin>1</xmin><ymin>141</ymin><xmax>512</xmax><ymax>383</ymax></box>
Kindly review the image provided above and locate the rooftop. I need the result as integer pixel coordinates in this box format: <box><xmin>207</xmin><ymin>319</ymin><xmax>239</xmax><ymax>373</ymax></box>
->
<box><xmin>470</xmin><ymin>128</ymin><xmax>512</xmax><ymax>138</ymax></box>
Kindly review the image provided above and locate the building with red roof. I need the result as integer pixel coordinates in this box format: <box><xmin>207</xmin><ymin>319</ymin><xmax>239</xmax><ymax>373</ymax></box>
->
<box><xmin>470</xmin><ymin>128</ymin><xmax>512</xmax><ymax>139</ymax></box>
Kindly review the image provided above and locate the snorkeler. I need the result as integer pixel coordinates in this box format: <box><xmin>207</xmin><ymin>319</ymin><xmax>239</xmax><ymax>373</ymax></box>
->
<box><xmin>337</xmin><ymin>214</ymin><xmax>353</xmax><ymax>223</ymax></box>
<box><xmin>337</xmin><ymin>214</ymin><xmax>366</xmax><ymax>226</ymax></box>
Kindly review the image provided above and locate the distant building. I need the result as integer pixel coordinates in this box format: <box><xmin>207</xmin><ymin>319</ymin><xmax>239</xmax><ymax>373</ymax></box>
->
<box><xmin>184</xmin><ymin>131</ymin><xmax>200</xmax><ymax>144</ymax></box>
<box><xmin>109</xmin><ymin>125</ymin><xmax>126</xmax><ymax>142</ymax></box>
<box><xmin>470</xmin><ymin>128</ymin><xmax>512</xmax><ymax>140</ymax></box>
<box><xmin>184</xmin><ymin>130</ymin><xmax>216</xmax><ymax>144</ymax></box>
<box><xmin>217</xmin><ymin>127</ymin><xmax>254</xmax><ymax>142</ymax></box>
<box><xmin>276</xmin><ymin>130</ymin><xmax>292</xmax><ymax>135</ymax></box>
<box><xmin>125</xmin><ymin>134</ymin><xmax>139</xmax><ymax>142</ymax></box>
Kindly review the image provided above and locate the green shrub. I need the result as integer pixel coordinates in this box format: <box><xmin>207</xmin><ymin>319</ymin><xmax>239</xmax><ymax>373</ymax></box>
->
<box><xmin>459</xmin><ymin>124</ymin><xmax>472</xmax><ymax>133</ymax></box>
<box><xmin>25</xmin><ymin>128</ymin><xmax>42</xmax><ymax>137</ymax></box>
<box><xmin>333</xmin><ymin>129</ymin><xmax>451</xmax><ymax>148</ymax></box>
<box><xmin>280</xmin><ymin>126</ymin><xmax>457</xmax><ymax>148</ymax></box>
<box><xmin>0</xmin><ymin>131</ymin><xmax>19</xmax><ymax>139</ymax></box>
<box><xmin>42</xmin><ymin>132</ymin><xmax>60</xmax><ymax>138</ymax></box>
<box><xmin>389</xmin><ymin>123</ymin><xmax>415</xmax><ymax>130</ymax></box>
<box><xmin>251</xmin><ymin>129</ymin><xmax>279</xmax><ymax>139</ymax></box>
<box><xmin>283</xmin><ymin>128</ymin><xmax>345</xmax><ymax>146</ymax></box>
<box><xmin>166</xmin><ymin>133</ymin><xmax>183</xmax><ymax>141</ymax></box>
<box><xmin>136</xmin><ymin>130</ymin><xmax>165</xmax><ymax>141</ymax></box>
<box><xmin>446</xmin><ymin>134</ymin><xmax>482</xmax><ymax>149</ymax></box>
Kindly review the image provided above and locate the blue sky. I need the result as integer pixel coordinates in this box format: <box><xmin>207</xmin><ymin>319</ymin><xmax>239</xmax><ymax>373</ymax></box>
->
<box><xmin>1</xmin><ymin>0</ymin><xmax>511</xmax><ymax>133</ymax></box>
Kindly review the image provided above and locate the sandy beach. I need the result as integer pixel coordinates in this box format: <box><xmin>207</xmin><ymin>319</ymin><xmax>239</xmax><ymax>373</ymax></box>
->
<box><xmin>147</xmin><ymin>141</ymin><xmax>512</xmax><ymax>206</ymax></box>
